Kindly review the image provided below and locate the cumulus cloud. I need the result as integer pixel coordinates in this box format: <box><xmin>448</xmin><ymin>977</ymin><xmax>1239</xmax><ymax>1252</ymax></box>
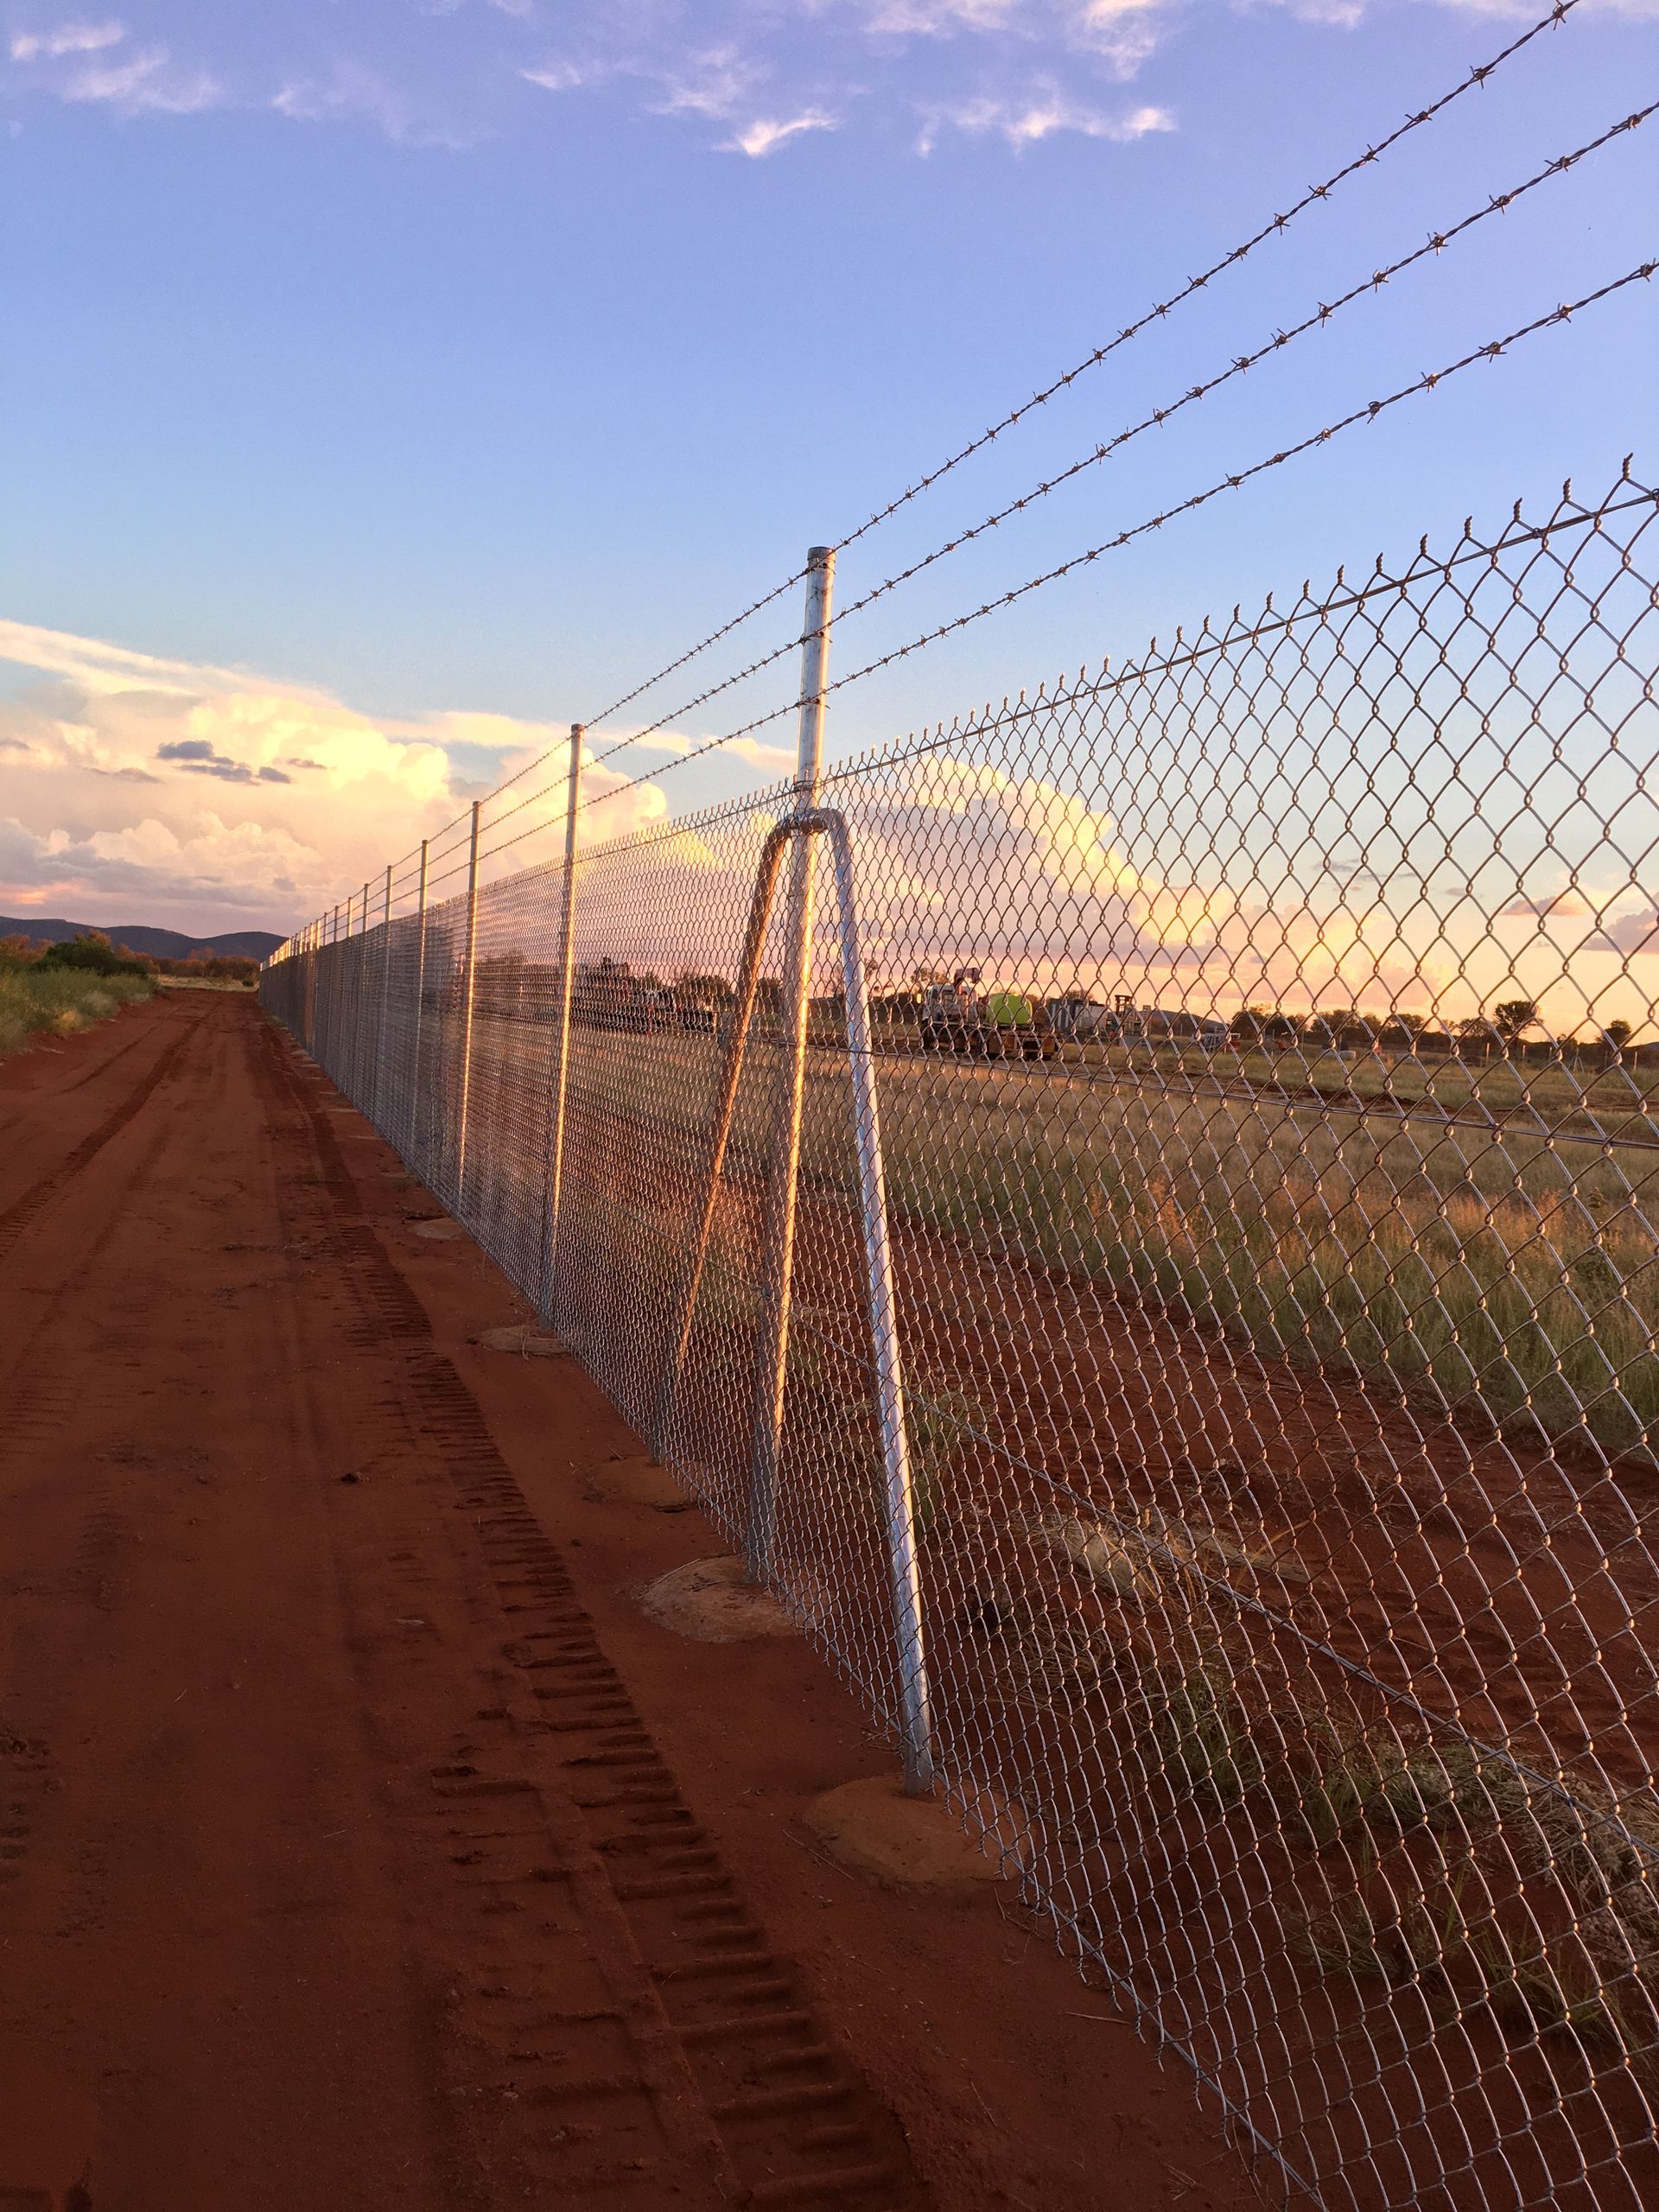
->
<box><xmin>556</xmin><ymin>749</ymin><xmax>1456</xmax><ymax>1011</ymax></box>
<box><xmin>1502</xmin><ymin>889</ymin><xmax>1593</xmax><ymax>920</ymax></box>
<box><xmin>0</xmin><ymin>810</ymin><xmax>326</xmax><ymax>917</ymax></box>
<box><xmin>0</xmin><ymin>620</ymin><xmax>671</xmax><ymax>934</ymax></box>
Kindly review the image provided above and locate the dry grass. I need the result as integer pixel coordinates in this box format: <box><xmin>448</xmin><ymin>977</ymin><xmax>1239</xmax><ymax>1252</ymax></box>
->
<box><xmin>0</xmin><ymin>969</ymin><xmax>152</xmax><ymax>1056</ymax></box>
<box><xmin>529</xmin><ymin>1014</ymin><xmax>1659</xmax><ymax>1455</ymax></box>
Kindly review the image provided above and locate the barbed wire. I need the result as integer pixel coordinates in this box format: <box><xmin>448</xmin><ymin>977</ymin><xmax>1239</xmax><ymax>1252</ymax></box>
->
<box><xmin>270</xmin><ymin>0</ymin><xmax>1601</xmax><ymax>955</ymax></box>
<box><xmin>582</xmin><ymin>566</ymin><xmax>810</xmax><ymax>732</ymax></box>
<box><xmin>830</xmin><ymin>0</ymin><xmax>1586</xmax><ymax>563</ymax></box>
<box><xmin>815</xmin><ymin>258</ymin><xmax>1657</xmax><ymax>703</ymax></box>
<box><xmin>562</xmin><ymin>255</ymin><xmax>1655</xmax><ymax>820</ymax></box>
<box><xmin>559</xmin><ymin>0</ymin><xmax>1588</xmax><ymax>772</ymax></box>
<box><xmin>569</xmin><ymin>95</ymin><xmax>1649</xmax><ymax>779</ymax></box>
<box><xmin>815</xmin><ymin>105</ymin><xmax>1656</xmax><ymax>641</ymax></box>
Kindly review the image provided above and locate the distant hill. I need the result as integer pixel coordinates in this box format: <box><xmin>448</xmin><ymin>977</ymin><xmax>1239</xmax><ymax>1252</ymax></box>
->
<box><xmin>0</xmin><ymin>914</ymin><xmax>284</xmax><ymax>961</ymax></box>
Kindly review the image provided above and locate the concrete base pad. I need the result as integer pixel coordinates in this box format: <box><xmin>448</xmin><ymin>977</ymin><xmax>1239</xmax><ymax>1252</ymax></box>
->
<box><xmin>638</xmin><ymin>1554</ymin><xmax>799</xmax><ymax>1643</ymax></box>
<box><xmin>584</xmin><ymin>1455</ymin><xmax>693</xmax><ymax>1510</ymax></box>
<box><xmin>804</xmin><ymin>1777</ymin><xmax>1015</xmax><ymax>1890</ymax></box>
<box><xmin>474</xmin><ymin>1324</ymin><xmax>566</xmax><ymax>1359</ymax></box>
<box><xmin>410</xmin><ymin>1218</ymin><xmax>463</xmax><ymax>1243</ymax></box>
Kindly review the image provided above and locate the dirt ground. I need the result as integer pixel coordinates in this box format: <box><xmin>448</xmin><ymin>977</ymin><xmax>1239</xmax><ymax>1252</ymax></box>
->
<box><xmin>0</xmin><ymin>989</ymin><xmax>1261</xmax><ymax>2211</ymax></box>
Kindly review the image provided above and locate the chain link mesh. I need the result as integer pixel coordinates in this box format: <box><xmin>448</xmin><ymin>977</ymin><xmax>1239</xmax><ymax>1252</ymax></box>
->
<box><xmin>263</xmin><ymin>466</ymin><xmax>1659</xmax><ymax>2210</ymax></box>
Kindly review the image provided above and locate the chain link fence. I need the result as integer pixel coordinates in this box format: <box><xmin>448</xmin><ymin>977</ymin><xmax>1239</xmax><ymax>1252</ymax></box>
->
<box><xmin>263</xmin><ymin>467</ymin><xmax>1659</xmax><ymax>2210</ymax></box>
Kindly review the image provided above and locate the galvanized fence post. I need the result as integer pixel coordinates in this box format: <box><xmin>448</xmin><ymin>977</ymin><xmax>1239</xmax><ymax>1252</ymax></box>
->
<box><xmin>454</xmin><ymin>800</ymin><xmax>483</xmax><ymax>1204</ymax></box>
<box><xmin>538</xmin><ymin>723</ymin><xmax>584</xmax><ymax>1332</ymax></box>
<box><xmin>745</xmin><ymin>545</ymin><xmax>836</xmax><ymax>1583</ymax></box>
<box><xmin>410</xmin><ymin>838</ymin><xmax>429</xmax><ymax>1172</ymax></box>
<box><xmin>341</xmin><ymin>893</ymin><xmax>354</xmax><ymax>1091</ymax></box>
<box><xmin>374</xmin><ymin>861</ymin><xmax>393</xmax><ymax>1130</ymax></box>
<box><xmin>359</xmin><ymin>878</ymin><xmax>371</xmax><ymax>1105</ymax></box>
<box><xmin>817</xmin><ymin>812</ymin><xmax>935</xmax><ymax>1795</ymax></box>
<box><xmin>652</xmin><ymin>823</ymin><xmax>797</xmax><ymax>1460</ymax></box>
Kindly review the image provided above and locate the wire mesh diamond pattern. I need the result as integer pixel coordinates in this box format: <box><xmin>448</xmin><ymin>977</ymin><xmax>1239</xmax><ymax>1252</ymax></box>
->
<box><xmin>263</xmin><ymin>468</ymin><xmax>1659</xmax><ymax>2211</ymax></box>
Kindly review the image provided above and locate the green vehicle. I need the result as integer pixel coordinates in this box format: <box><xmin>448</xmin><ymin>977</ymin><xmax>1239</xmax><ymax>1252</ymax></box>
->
<box><xmin>918</xmin><ymin>969</ymin><xmax>1058</xmax><ymax>1062</ymax></box>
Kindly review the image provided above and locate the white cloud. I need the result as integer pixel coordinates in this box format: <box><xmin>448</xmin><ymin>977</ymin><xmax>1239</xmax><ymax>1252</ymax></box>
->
<box><xmin>9</xmin><ymin>17</ymin><xmax>124</xmax><ymax>61</ymax></box>
<box><xmin>918</xmin><ymin>86</ymin><xmax>1173</xmax><ymax>151</ymax></box>
<box><xmin>9</xmin><ymin>16</ymin><xmax>219</xmax><ymax>114</ymax></box>
<box><xmin>721</xmin><ymin>109</ymin><xmax>836</xmax><ymax>156</ymax></box>
<box><xmin>521</xmin><ymin>58</ymin><xmax>605</xmax><ymax>92</ymax></box>
<box><xmin>63</xmin><ymin>44</ymin><xmax>219</xmax><ymax>113</ymax></box>
<box><xmin>0</xmin><ymin>619</ymin><xmax>318</xmax><ymax>702</ymax></box>
<box><xmin>860</xmin><ymin>0</ymin><xmax>1018</xmax><ymax>32</ymax></box>
<box><xmin>0</xmin><ymin>622</ymin><xmax>711</xmax><ymax>931</ymax></box>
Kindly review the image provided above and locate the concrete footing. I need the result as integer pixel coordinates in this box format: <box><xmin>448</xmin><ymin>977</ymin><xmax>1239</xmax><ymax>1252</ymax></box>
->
<box><xmin>804</xmin><ymin>1777</ymin><xmax>1020</xmax><ymax>1890</ymax></box>
<box><xmin>638</xmin><ymin>1554</ymin><xmax>799</xmax><ymax>1643</ymax></box>
<box><xmin>473</xmin><ymin>1324</ymin><xmax>566</xmax><ymax>1358</ymax></box>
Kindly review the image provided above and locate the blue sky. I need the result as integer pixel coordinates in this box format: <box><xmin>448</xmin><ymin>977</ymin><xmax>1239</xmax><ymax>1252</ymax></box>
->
<box><xmin>1</xmin><ymin>0</ymin><xmax>1655</xmax><ymax>936</ymax></box>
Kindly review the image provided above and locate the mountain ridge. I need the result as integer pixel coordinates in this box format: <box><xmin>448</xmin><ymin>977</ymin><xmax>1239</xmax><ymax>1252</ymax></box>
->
<box><xmin>0</xmin><ymin>913</ymin><xmax>284</xmax><ymax>961</ymax></box>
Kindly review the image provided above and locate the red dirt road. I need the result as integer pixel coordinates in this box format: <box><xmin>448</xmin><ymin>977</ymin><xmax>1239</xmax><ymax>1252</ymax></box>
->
<box><xmin>0</xmin><ymin>991</ymin><xmax>1256</xmax><ymax>2211</ymax></box>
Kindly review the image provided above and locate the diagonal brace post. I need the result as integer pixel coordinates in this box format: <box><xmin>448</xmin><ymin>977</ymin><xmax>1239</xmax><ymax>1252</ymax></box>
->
<box><xmin>653</xmin><ymin>806</ymin><xmax>936</xmax><ymax>1796</ymax></box>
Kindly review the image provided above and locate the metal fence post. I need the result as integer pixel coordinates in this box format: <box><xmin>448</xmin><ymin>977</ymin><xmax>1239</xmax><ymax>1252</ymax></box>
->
<box><xmin>818</xmin><ymin>812</ymin><xmax>935</xmax><ymax>1795</ymax></box>
<box><xmin>356</xmin><ymin>877</ymin><xmax>370</xmax><ymax>1105</ymax></box>
<box><xmin>745</xmin><ymin>544</ymin><xmax>836</xmax><ymax>1583</ymax></box>
<box><xmin>652</xmin><ymin>821</ymin><xmax>796</xmax><ymax>1460</ymax></box>
<box><xmin>340</xmin><ymin>894</ymin><xmax>353</xmax><ymax>1088</ymax></box>
<box><xmin>374</xmin><ymin>861</ymin><xmax>393</xmax><ymax>1130</ymax></box>
<box><xmin>454</xmin><ymin>800</ymin><xmax>483</xmax><ymax>1203</ymax></box>
<box><xmin>410</xmin><ymin>838</ymin><xmax>429</xmax><ymax>1171</ymax></box>
<box><xmin>538</xmin><ymin>724</ymin><xmax>584</xmax><ymax>1332</ymax></box>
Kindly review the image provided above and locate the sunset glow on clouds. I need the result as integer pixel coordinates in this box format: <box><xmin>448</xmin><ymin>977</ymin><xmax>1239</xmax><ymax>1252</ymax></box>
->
<box><xmin>0</xmin><ymin>620</ymin><xmax>685</xmax><ymax>932</ymax></box>
<box><xmin>4</xmin><ymin>609</ymin><xmax>1652</xmax><ymax>1039</ymax></box>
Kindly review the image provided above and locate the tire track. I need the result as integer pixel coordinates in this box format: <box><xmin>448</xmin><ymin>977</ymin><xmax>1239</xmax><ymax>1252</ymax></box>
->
<box><xmin>0</xmin><ymin>1004</ymin><xmax>202</xmax><ymax>1267</ymax></box>
<box><xmin>0</xmin><ymin>1009</ymin><xmax>212</xmax><ymax>1988</ymax></box>
<box><xmin>259</xmin><ymin>1020</ymin><xmax>931</xmax><ymax>2210</ymax></box>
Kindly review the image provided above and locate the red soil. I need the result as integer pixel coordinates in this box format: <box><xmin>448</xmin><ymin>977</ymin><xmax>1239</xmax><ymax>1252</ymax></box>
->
<box><xmin>0</xmin><ymin>990</ymin><xmax>1256</xmax><ymax>2211</ymax></box>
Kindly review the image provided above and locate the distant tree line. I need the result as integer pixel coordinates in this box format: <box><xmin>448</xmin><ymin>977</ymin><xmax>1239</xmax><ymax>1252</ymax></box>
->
<box><xmin>0</xmin><ymin>931</ymin><xmax>259</xmax><ymax>987</ymax></box>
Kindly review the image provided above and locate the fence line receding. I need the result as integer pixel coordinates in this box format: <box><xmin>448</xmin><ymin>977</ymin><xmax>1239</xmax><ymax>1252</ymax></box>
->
<box><xmin>264</xmin><ymin>467</ymin><xmax>1659</xmax><ymax>2212</ymax></box>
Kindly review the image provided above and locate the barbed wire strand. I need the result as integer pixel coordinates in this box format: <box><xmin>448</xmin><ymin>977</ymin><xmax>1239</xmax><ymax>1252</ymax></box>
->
<box><xmin>274</xmin><ymin>0</ymin><xmax>1599</xmax><ymax>952</ymax></box>
<box><xmin>568</xmin><ymin>97</ymin><xmax>1649</xmax><ymax>784</ymax></box>
<box><xmin>560</xmin><ymin>256</ymin><xmax>1655</xmax><ymax>825</ymax></box>
<box><xmin>513</xmin><ymin>0</ymin><xmax>1593</xmax><ymax>794</ymax></box>
<box><xmin>828</xmin><ymin>0</ymin><xmax>1586</xmax><ymax>563</ymax></box>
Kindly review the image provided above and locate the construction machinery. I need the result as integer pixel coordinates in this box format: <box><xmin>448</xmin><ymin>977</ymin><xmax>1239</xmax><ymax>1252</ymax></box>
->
<box><xmin>918</xmin><ymin>969</ymin><xmax>1058</xmax><ymax>1062</ymax></box>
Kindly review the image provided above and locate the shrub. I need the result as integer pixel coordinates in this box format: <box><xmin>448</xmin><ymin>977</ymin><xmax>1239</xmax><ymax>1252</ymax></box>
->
<box><xmin>0</xmin><ymin>965</ymin><xmax>153</xmax><ymax>1056</ymax></box>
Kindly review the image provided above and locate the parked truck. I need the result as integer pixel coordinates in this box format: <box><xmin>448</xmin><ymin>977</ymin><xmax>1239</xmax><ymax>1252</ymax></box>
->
<box><xmin>918</xmin><ymin>969</ymin><xmax>1058</xmax><ymax>1062</ymax></box>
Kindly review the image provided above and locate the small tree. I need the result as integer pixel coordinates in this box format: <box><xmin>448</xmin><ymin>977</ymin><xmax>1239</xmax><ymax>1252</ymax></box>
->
<box><xmin>1492</xmin><ymin>998</ymin><xmax>1541</xmax><ymax>1048</ymax></box>
<box><xmin>1455</xmin><ymin>1015</ymin><xmax>1496</xmax><ymax>1055</ymax></box>
<box><xmin>41</xmin><ymin>932</ymin><xmax>149</xmax><ymax>979</ymax></box>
